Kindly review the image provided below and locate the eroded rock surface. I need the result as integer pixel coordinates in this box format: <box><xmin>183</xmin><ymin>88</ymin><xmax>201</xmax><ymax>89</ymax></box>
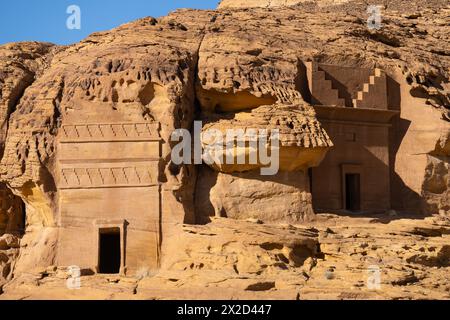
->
<box><xmin>218</xmin><ymin>0</ymin><xmax>353</xmax><ymax>9</ymax></box>
<box><xmin>196</xmin><ymin>168</ymin><xmax>315</xmax><ymax>223</ymax></box>
<box><xmin>0</xmin><ymin>0</ymin><xmax>449</xmax><ymax>299</ymax></box>
<box><xmin>2</xmin><ymin>215</ymin><xmax>450</xmax><ymax>300</ymax></box>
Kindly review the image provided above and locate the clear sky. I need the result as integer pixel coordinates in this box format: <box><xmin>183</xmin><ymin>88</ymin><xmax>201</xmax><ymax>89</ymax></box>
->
<box><xmin>0</xmin><ymin>0</ymin><xmax>220</xmax><ymax>45</ymax></box>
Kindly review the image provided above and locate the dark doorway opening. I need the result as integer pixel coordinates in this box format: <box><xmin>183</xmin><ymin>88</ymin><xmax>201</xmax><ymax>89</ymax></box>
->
<box><xmin>99</xmin><ymin>228</ymin><xmax>121</xmax><ymax>274</ymax></box>
<box><xmin>308</xmin><ymin>168</ymin><xmax>313</xmax><ymax>193</ymax></box>
<box><xmin>345</xmin><ymin>173</ymin><xmax>361</xmax><ymax>211</ymax></box>
<box><xmin>20</xmin><ymin>200</ymin><xmax>26</xmax><ymax>235</ymax></box>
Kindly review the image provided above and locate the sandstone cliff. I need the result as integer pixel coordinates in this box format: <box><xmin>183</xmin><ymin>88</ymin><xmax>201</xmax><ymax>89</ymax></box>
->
<box><xmin>218</xmin><ymin>0</ymin><xmax>352</xmax><ymax>8</ymax></box>
<box><xmin>0</xmin><ymin>0</ymin><xmax>449</xmax><ymax>299</ymax></box>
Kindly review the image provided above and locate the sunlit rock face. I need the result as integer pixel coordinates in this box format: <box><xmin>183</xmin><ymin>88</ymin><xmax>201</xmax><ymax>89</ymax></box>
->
<box><xmin>218</xmin><ymin>0</ymin><xmax>352</xmax><ymax>9</ymax></box>
<box><xmin>196</xmin><ymin>102</ymin><xmax>332</xmax><ymax>224</ymax></box>
<box><xmin>195</xmin><ymin>167</ymin><xmax>316</xmax><ymax>224</ymax></box>
<box><xmin>0</xmin><ymin>0</ymin><xmax>449</xmax><ymax>296</ymax></box>
<box><xmin>0</xmin><ymin>14</ymin><xmax>213</xmax><ymax>278</ymax></box>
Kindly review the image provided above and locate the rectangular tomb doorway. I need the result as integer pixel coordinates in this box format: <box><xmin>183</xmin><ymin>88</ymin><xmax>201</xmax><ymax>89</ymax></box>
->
<box><xmin>345</xmin><ymin>173</ymin><xmax>361</xmax><ymax>211</ymax></box>
<box><xmin>99</xmin><ymin>228</ymin><xmax>121</xmax><ymax>274</ymax></box>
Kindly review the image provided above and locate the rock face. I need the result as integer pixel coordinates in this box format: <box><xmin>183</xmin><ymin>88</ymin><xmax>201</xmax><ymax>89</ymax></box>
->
<box><xmin>218</xmin><ymin>0</ymin><xmax>352</xmax><ymax>9</ymax></box>
<box><xmin>0</xmin><ymin>42</ymin><xmax>55</xmax><ymax>286</ymax></box>
<box><xmin>0</xmin><ymin>0</ymin><xmax>449</xmax><ymax>299</ymax></box>
<box><xmin>196</xmin><ymin>168</ymin><xmax>315</xmax><ymax>223</ymax></box>
<box><xmin>196</xmin><ymin>104</ymin><xmax>332</xmax><ymax>222</ymax></box>
<box><xmin>200</xmin><ymin>104</ymin><xmax>332</xmax><ymax>173</ymax></box>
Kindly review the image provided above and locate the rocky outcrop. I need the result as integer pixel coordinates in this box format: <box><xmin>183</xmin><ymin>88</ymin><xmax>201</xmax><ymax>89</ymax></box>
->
<box><xmin>0</xmin><ymin>42</ymin><xmax>54</xmax><ymax>231</ymax></box>
<box><xmin>0</xmin><ymin>42</ymin><xmax>55</xmax><ymax>289</ymax></box>
<box><xmin>196</xmin><ymin>104</ymin><xmax>332</xmax><ymax>223</ymax></box>
<box><xmin>196</xmin><ymin>167</ymin><xmax>315</xmax><ymax>223</ymax></box>
<box><xmin>0</xmin><ymin>42</ymin><xmax>54</xmax><ymax>149</ymax></box>
<box><xmin>199</xmin><ymin>0</ymin><xmax>449</xmax><ymax>218</ymax></box>
<box><xmin>422</xmin><ymin>132</ymin><xmax>450</xmax><ymax>215</ymax></box>
<box><xmin>200</xmin><ymin>104</ymin><xmax>332</xmax><ymax>173</ymax></box>
<box><xmin>218</xmin><ymin>0</ymin><xmax>352</xmax><ymax>9</ymax></box>
<box><xmin>0</xmin><ymin>0</ymin><xmax>449</xmax><ymax>299</ymax></box>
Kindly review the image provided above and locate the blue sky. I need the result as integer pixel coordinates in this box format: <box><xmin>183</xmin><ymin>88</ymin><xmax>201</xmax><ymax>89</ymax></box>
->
<box><xmin>0</xmin><ymin>0</ymin><xmax>219</xmax><ymax>45</ymax></box>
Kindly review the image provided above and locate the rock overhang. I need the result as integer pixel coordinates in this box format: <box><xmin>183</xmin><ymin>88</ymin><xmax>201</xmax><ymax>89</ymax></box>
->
<box><xmin>200</xmin><ymin>104</ymin><xmax>333</xmax><ymax>173</ymax></box>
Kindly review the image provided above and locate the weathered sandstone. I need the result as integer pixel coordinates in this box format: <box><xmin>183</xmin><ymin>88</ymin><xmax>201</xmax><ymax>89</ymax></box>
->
<box><xmin>0</xmin><ymin>0</ymin><xmax>449</xmax><ymax>299</ymax></box>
